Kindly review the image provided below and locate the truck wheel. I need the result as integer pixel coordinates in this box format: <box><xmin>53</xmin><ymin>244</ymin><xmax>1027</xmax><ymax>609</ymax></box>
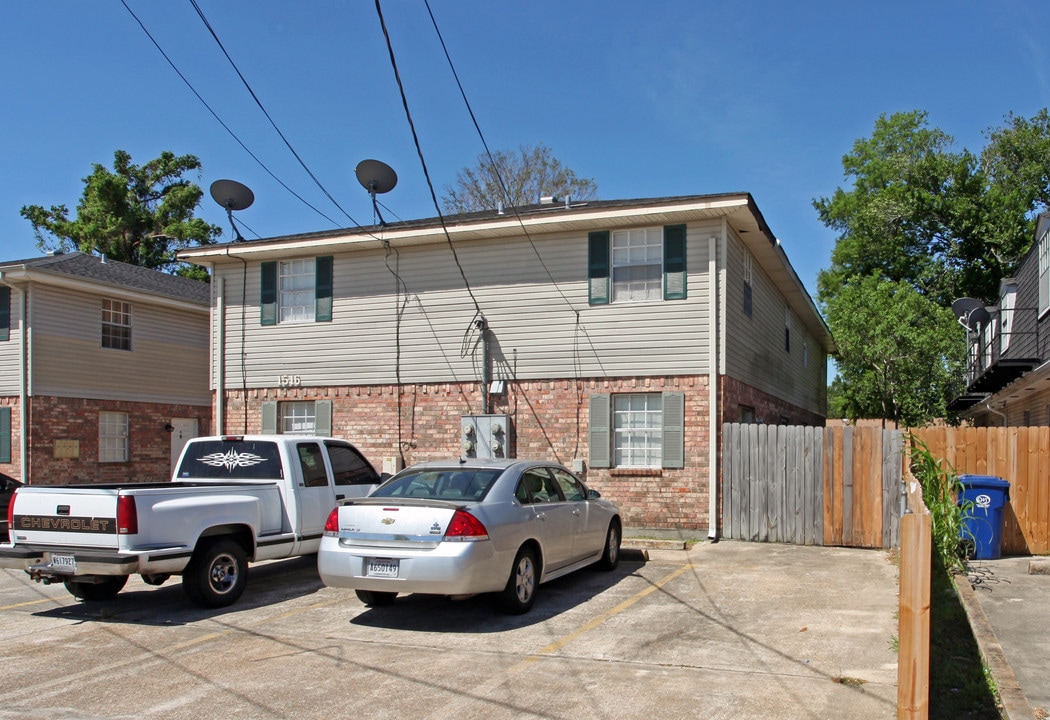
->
<box><xmin>183</xmin><ymin>539</ymin><xmax>248</xmax><ymax>608</ymax></box>
<box><xmin>64</xmin><ymin>576</ymin><xmax>129</xmax><ymax>602</ymax></box>
<box><xmin>498</xmin><ymin>545</ymin><xmax>538</xmax><ymax>614</ymax></box>
<box><xmin>355</xmin><ymin>589</ymin><xmax>397</xmax><ymax>607</ymax></box>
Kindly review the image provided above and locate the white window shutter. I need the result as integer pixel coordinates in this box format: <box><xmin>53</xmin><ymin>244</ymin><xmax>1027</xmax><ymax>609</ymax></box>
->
<box><xmin>315</xmin><ymin>400</ymin><xmax>332</xmax><ymax>436</ymax></box>
<box><xmin>261</xmin><ymin>401</ymin><xmax>278</xmax><ymax>434</ymax></box>
<box><xmin>662</xmin><ymin>392</ymin><xmax>685</xmax><ymax>469</ymax></box>
<box><xmin>588</xmin><ymin>394</ymin><xmax>611</xmax><ymax>468</ymax></box>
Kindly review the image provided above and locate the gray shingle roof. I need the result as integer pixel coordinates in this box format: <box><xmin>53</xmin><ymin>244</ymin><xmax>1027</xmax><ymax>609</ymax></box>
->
<box><xmin>0</xmin><ymin>252</ymin><xmax>210</xmax><ymax>305</ymax></box>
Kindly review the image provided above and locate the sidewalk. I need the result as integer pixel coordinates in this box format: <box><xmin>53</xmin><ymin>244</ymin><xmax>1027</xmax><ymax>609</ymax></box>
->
<box><xmin>957</xmin><ymin>556</ymin><xmax>1050</xmax><ymax>720</ymax></box>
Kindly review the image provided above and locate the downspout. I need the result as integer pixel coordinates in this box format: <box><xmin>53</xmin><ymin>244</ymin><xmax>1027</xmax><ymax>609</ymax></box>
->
<box><xmin>983</xmin><ymin>400</ymin><xmax>1007</xmax><ymax>427</ymax></box>
<box><xmin>708</xmin><ymin>227</ymin><xmax>722</xmax><ymax>541</ymax></box>
<box><xmin>19</xmin><ymin>285</ymin><xmax>27</xmax><ymax>483</ymax></box>
<box><xmin>216</xmin><ymin>276</ymin><xmax>226</xmax><ymax>436</ymax></box>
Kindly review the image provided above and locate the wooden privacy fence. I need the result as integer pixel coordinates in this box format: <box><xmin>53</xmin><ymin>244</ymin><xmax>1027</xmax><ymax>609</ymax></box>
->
<box><xmin>722</xmin><ymin>423</ymin><xmax>1050</xmax><ymax>554</ymax></box>
<box><xmin>722</xmin><ymin>424</ymin><xmax>904</xmax><ymax>549</ymax></box>
<box><xmin>911</xmin><ymin>426</ymin><xmax>1050</xmax><ymax>555</ymax></box>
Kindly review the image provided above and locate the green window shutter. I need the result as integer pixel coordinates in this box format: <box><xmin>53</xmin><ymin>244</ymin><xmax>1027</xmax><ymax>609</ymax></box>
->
<box><xmin>261</xmin><ymin>401</ymin><xmax>278</xmax><ymax>434</ymax></box>
<box><xmin>662</xmin><ymin>392</ymin><xmax>685</xmax><ymax>468</ymax></box>
<box><xmin>588</xmin><ymin>231</ymin><xmax>610</xmax><ymax>305</ymax></box>
<box><xmin>260</xmin><ymin>262</ymin><xmax>277</xmax><ymax>326</ymax></box>
<box><xmin>315</xmin><ymin>400</ymin><xmax>332</xmax><ymax>436</ymax></box>
<box><xmin>588</xmin><ymin>393</ymin><xmax>611</xmax><ymax>468</ymax></box>
<box><xmin>0</xmin><ymin>286</ymin><xmax>10</xmax><ymax>341</ymax></box>
<box><xmin>0</xmin><ymin>407</ymin><xmax>10</xmax><ymax>463</ymax></box>
<box><xmin>315</xmin><ymin>256</ymin><xmax>333</xmax><ymax>322</ymax></box>
<box><xmin>663</xmin><ymin>224</ymin><xmax>687</xmax><ymax>300</ymax></box>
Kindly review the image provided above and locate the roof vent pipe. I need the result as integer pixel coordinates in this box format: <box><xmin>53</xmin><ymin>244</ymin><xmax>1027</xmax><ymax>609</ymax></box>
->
<box><xmin>564</xmin><ymin>196</ymin><xmax>571</xmax><ymax>209</ymax></box>
<box><xmin>497</xmin><ymin>201</ymin><xmax>504</xmax><ymax>215</ymax></box>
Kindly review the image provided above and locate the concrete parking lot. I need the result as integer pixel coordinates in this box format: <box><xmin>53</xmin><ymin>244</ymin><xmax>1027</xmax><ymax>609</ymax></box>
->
<box><xmin>0</xmin><ymin>541</ymin><xmax>898</xmax><ymax>720</ymax></box>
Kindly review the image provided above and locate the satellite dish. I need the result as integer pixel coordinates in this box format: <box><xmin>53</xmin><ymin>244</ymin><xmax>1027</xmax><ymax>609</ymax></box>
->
<box><xmin>951</xmin><ymin>297</ymin><xmax>983</xmax><ymax>321</ymax></box>
<box><xmin>967</xmin><ymin>306</ymin><xmax>991</xmax><ymax>331</ymax></box>
<box><xmin>356</xmin><ymin>159</ymin><xmax>397</xmax><ymax>226</ymax></box>
<box><xmin>209</xmin><ymin>179</ymin><xmax>254</xmax><ymax>241</ymax></box>
<box><xmin>355</xmin><ymin>159</ymin><xmax>398</xmax><ymax>195</ymax></box>
<box><xmin>210</xmin><ymin>179</ymin><xmax>255</xmax><ymax>211</ymax></box>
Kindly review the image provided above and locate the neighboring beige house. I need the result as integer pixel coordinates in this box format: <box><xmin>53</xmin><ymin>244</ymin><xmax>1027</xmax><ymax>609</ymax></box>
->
<box><xmin>180</xmin><ymin>193</ymin><xmax>833</xmax><ymax>532</ymax></box>
<box><xmin>952</xmin><ymin>213</ymin><xmax>1050</xmax><ymax>426</ymax></box>
<box><xmin>0</xmin><ymin>252</ymin><xmax>211</xmax><ymax>484</ymax></box>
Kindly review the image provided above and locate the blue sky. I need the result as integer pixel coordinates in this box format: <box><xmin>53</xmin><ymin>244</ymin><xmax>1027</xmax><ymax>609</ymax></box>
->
<box><xmin>2</xmin><ymin>1</ymin><xmax>1048</xmax><ymax>303</ymax></box>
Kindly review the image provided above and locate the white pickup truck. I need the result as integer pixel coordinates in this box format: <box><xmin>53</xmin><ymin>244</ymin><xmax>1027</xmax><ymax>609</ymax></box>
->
<box><xmin>0</xmin><ymin>435</ymin><xmax>382</xmax><ymax>608</ymax></box>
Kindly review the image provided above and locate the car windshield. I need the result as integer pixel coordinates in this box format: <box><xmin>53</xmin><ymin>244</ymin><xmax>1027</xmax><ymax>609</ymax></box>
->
<box><xmin>374</xmin><ymin>468</ymin><xmax>503</xmax><ymax>501</ymax></box>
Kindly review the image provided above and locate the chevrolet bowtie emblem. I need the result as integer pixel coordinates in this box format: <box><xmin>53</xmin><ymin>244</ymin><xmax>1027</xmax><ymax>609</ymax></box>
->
<box><xmin>381</xmin><ymin>517</ymin><xmax>396</xmax><ymax>525</ymax></box>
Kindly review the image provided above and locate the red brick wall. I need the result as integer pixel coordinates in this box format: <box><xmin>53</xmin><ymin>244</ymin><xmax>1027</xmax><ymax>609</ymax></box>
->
<box><xmin>720</xmin><ymin>375</ymin><xmax>825</xmax><ymax>427</ymax></box>
<box><xmin>222</xmin><ymin>375</ymin><xmax>714</xmax><ymax>531</ymax></box>
<box><xmin>0</xmin><ymin>396</ymin><xmax>21</xmax><ymax>480</ymax></box>
<box><xmin>27</xmin><ymin>397</ymin><xmax>211</xmax><ymax>485</ymax></box>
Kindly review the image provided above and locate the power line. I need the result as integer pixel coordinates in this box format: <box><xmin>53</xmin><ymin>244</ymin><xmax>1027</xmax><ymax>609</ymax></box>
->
<box><xmin>373</xmin><ymin>0</ymin><xmax>482</xmax><ymax>317</ymax></box>
<box><xmin>119</xmin><ymin>0</ymin><xmax>343</xmax><ymax>230</ymax></box>
<box><xmin>188</xmin><ymin>0</ymin><xmax>362</xmax><ymax>228</ymax></box>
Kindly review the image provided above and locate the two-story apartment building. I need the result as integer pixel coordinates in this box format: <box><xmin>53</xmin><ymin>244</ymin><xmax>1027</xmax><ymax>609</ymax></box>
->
<box><xmin>952</xmin><ymin>213</ymin><xmax>1050</xmax><ymax>425</ymax></box>
<box><xmin>180</xmin><ymin>193</ymin><xmax>833</xmax><ymax>532</ymax></box>
<box><xmin>0</xmin><ymin>252</ymin><xmax>212</xmax><ymax>483</ymax></box>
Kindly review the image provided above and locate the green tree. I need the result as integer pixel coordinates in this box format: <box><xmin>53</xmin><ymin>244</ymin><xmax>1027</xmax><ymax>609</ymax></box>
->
<box><xmin>21</xmin><ymin>150</ymin><xmax>222</xmax><ymax>280</ymax></box>
<box><xmin>443</xmin><ymin>143</ymin><xmax>597</xmax><ymax>213</ymax></box>
<box><xmin>816</xmin><ymin>109</ymin><xmax>1050</xmax><ymax>423</ymax></box>
<box><xmin>824</xmin><ymin>275</ymin><xmax>964</xmax><ymax>427</ymax></box>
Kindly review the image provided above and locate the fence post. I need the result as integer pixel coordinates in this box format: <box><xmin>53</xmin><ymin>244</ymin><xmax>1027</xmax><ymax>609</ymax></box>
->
<box><xmin>898</xmin><ymin>509</ymin><xmax>931</xmax><ymax>719</ymax></box>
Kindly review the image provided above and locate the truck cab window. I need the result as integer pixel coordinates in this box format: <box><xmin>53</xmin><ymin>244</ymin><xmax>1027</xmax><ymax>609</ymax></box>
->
<box><xmin>297</xmin><ymin>443</ymin><xmax>329</xmax><ymax>487</ymax></box>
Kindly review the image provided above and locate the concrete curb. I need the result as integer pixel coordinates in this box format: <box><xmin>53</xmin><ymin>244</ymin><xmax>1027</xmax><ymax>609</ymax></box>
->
<box><xmin>953</xmin><ymin>572</ymin><xmax>1036</xmax><ymax>720</ymax></box>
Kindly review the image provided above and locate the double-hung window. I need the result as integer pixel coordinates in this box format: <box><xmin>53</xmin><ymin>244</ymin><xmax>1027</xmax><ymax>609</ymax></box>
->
<box><xmin>588</xmin><ymin>392</ymin><xmax>684</xmax><ymax>469</ymax></box>
<box><xmin>99</xmin><ymin>411</ymin><xmax>128</xmax><ymax>463</ymax></box>
<box><xmin>102</xmin><ymin>299</ymin><xmax>132</xmax><ymax>350</ymax></box>
<box><xmin>260</xmin><ymin>256</ymin><xmax>333</xmax><ymax>325</ymax></box>
<box><xmin>588</xmin><ymin>225</ymin><xmax>686</xmax><ymax>304</ymax></box>
<box><xmin>261</xmin><ymin>400</ymin><xmax>332</xmax><ymax>436</ymax></box>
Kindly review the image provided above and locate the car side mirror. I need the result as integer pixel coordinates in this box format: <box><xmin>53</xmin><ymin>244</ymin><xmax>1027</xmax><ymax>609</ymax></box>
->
<box><xmin>587</xmin><ymin>488</ymin><xmax>601</xmax><ymax>500</ymax></box>
<box><xmin>0</xmin><ymin>478</ymin><xmax>8</xmax><ymax>492</ymax></box>
<box><xmin>380</xmin><ymin>472</ymin><xmax>393</xmax><ymax>482</ymax></box>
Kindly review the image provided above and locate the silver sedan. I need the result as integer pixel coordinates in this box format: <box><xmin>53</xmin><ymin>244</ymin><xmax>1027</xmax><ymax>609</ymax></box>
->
<box><xmin>317</xmin><ymin>458</ymin><xmax>622</xmax><ymax>613</ymax></box>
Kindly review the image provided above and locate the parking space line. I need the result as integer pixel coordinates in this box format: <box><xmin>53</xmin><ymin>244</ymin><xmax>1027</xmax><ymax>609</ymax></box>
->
<box><xmin>0</xmin><ymin>597</ymin><xmax>62</xmax><ymax>612</ymax></box>
<box><xmin>527</xmin><ymin>562</ymin><xmax>694</xmax><ymax>662</ymax></box>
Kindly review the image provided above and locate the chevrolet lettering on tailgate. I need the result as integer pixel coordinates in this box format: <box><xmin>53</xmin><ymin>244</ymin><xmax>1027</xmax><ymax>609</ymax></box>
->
<box><xmin>15</xmin><ymin>515</ymin><xmax>116</xmax><ymax>533</ymax></box>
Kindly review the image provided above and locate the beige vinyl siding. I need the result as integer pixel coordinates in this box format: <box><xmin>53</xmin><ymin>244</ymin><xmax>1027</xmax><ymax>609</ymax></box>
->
<box><xmin>216</xmin><ymin>224</ymin><xmax>718</xmax><ymax>389</ymax></box>
<box><xmin>724</xmin><ymin>231</ymin><xmax>826</xmax><ymax>415</ymax></box>
<box><xmin>29</xmin><ymin>285</ymin><xmax>210</xmax><ymax>404</ymax></box>
<box><xmin>0</xmin><ymin>286</ymin><xmax>22</xmax><ymax>395</ymax></box>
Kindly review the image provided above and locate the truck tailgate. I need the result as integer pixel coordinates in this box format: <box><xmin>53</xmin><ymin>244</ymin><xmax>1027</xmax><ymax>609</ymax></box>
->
<box><xmin>9</xmin><ymin>488</ymin><xmax>121</xmax><ymax>549</ymax></box>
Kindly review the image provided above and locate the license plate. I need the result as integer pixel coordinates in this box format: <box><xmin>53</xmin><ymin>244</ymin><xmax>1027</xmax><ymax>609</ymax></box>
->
<box><xmin>366</xmin><ymin>558</ymin><xmax>399</xmax><ymax>578</ymax></box>
<box><xmin>50</xmin><ymin>554</ymin><xmax>76</xmax><ymax>574</ymax></box>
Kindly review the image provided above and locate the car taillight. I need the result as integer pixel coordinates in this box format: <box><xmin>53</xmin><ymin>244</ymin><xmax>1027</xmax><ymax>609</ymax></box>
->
<box><xmin>7</xmin><ymin>489</ymin><xmax>15</xmax><ymax>534</ymax></box>
<box><xmin>323</xmin><ymin>508</ymin><xmax>340</xmax><ymax>536</ymax></box>
<box><xmin>444</xmin><ymin>509</ymin><xmax>489</xmax><ymax>541</ymax></box>
<box><xmin>117</xmin><ymin>495</ymin><xmax>138</xmax><ymax>535</ymax></box>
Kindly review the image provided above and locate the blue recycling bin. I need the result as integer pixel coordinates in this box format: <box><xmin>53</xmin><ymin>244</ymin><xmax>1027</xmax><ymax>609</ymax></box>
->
<box><xmin>958</xmin><ymin>475</ymin><xmax>1010</xmax><ymax>560</ymax></box>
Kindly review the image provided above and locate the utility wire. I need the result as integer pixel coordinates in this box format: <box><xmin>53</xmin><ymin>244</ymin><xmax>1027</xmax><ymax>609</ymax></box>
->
<box><xmin>374</xmin><ymin>0</ymin><xmax>482</xmax><ymax>316</ymax></box>
<box><xmin>424</xmin><ymin>0</ymin><xmax>609</xmax><ymax>386</ymax></box>
<box><xmin>120</xmin><ymin>0</ymin><xmax>342</xmax><ymax>230</ymax></box>
<box><xmin>188</xmin><ymin>0</ymin><xmax>362</xmax><ymax>228</ymax></box>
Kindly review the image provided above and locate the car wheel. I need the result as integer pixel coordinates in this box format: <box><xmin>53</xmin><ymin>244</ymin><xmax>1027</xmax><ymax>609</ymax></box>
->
<box><xmin>63</xmin><ymin>575</ymin><xmax>129</xmax><ymax>602</ymax></box>
<box><xmin>499</xmin><ymin>545</ymin><xmax>538</xmax><ymax>614</ymax></box>
<box><xmin>597</xmin><ymin>519</ymin><xmax>621</xmax><ymax>571</ymax></box>
<box><xmin>182</xmin><ymin>538</ymin><xmax>248</xmax><ymax>608</ymax></box>
<box><xmin>355</xmin><ymin>589</ymin><xmax>397</xmax><ymax>607</ymax></box>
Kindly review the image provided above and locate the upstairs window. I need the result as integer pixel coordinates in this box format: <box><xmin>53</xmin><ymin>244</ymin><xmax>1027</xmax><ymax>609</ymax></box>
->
<box><xmin>1040</xmin><ymin>227</ymin><xmax>1050</xmax><ymax>318</ymax></box>
<box><xmin>743</xmin><ymin>250</ymin><xmax>753</xmax><ymax>318</ymax></box>
<box><xmin>0</xmin><ymin>286</ymin><xmax>10</xmax><ymax>341</ymax></box>
<box><xmin>588</xmin><ymin>225</ymin><xmax>686</xmax><ymax>304</ymax></box>
<box><xmin>102</xmin><ymin>299</ymin><xmax>132</xmax><ymax>351</ymax></box>
<box><xmin>260</xmin><ymin>257</ymin><xmax>333</xmax><ymax>325</ymax></box>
